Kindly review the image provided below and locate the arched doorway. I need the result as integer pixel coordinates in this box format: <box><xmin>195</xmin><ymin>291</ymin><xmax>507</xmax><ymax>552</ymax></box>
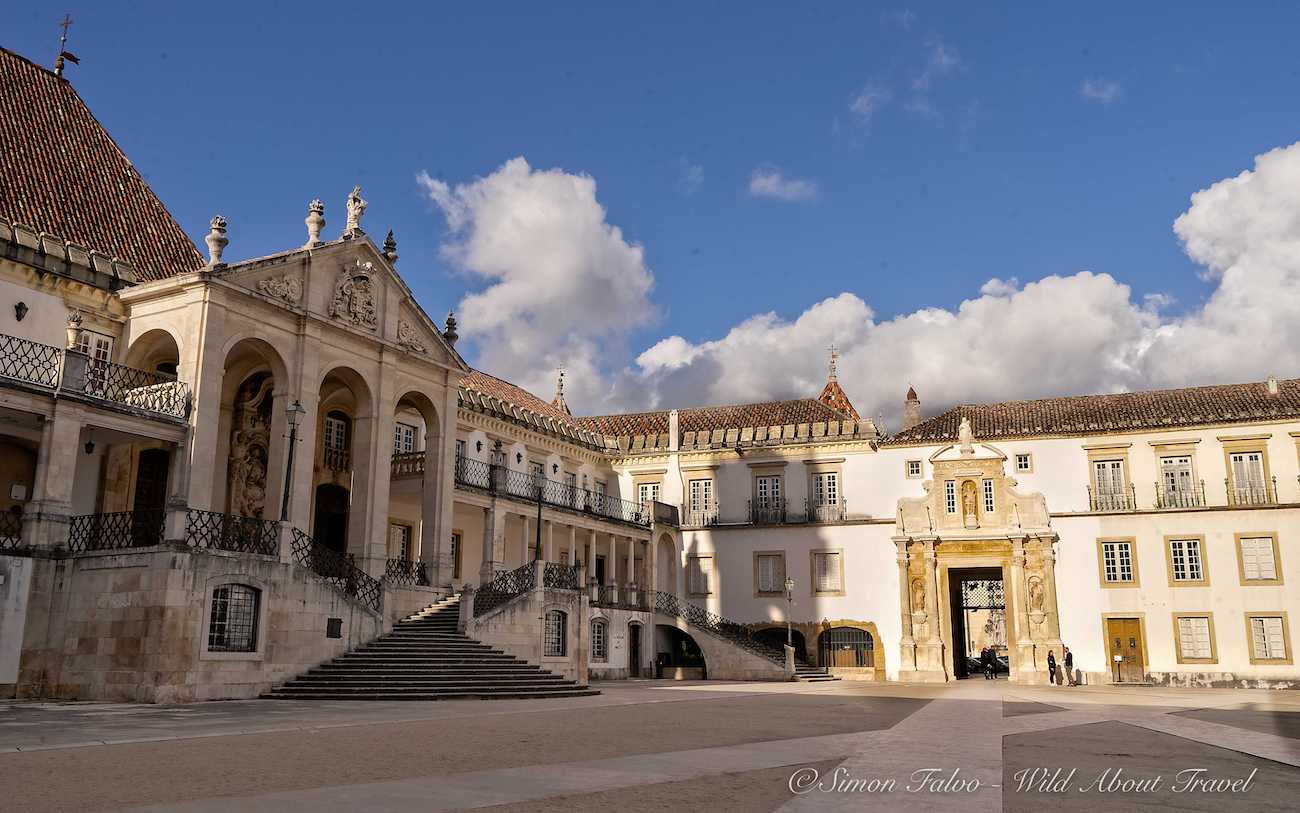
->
<box><xmin>754</xmin><ymin>627</ymin><xmax>809</xmax><ymax>663</ymax></box>
<box><xmin>125</xmin><ymin>328</ymin><xmax>181</xmax><ymax>378</ymax></box>
<box><xmin>628</xmin><ymin>621</ymin><xmax>643</xmax><ymax>677</ymax></box>
<box><xmin>314</xmin><ymin>483</ymin><xmax>349</xmax><ymax>554</ymax></box>
<box><xmin>655</xmin><ymin>624</ymin><xmax>705</xmax><ymax>678</ymax></box>
<box><xmin>818</xmin><ymin>627</ymin><xmax>875</xmax><ymax>669</ymax></box>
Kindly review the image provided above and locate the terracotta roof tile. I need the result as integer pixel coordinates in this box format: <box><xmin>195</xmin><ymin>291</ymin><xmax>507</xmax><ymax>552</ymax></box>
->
<box><xmin>882</xmin><ymin>378</ymin><xmax>1300</xmax><ymax>445</ymax></box>
<box><xmin>0</xmin><ymin>47</ymin><xmax>203</xmax><ymax>281</ymax></box>
<box><xmin>579</xmin><ymin>398</ymin><xmax>851</xmax><ymax>438</ymax></box>
<box><xmin>461</xmin><ymin>370</ymin><xmax>580</xmax><ymax>426</ymax></box>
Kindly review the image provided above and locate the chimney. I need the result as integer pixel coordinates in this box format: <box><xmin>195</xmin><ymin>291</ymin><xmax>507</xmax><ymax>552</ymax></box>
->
<box><xmin>1267</xmin><ymin>375</ymin><xmax>1279</xmax><ymax>396</ymax></box>
<box><xmin>902</xmin><ymin>386</ymin><xmax>922</xmax><ymax>430</ymax></box>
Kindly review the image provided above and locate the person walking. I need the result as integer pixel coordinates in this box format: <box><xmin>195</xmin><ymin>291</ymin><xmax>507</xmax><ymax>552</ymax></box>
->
<box><xmin>1047</xmin><ymin>650</ymin><xmax>1058</xmax><ymax>685</ymax></box>
<box><xmin>1063</xmin><ymin>646</ymin><xmax>1076</xmax><ymax>686</ymax></box>
<box><xmin>984</xmin><ymin>647</ymin><xmax>995</xmax><ymax>679</ymax></box>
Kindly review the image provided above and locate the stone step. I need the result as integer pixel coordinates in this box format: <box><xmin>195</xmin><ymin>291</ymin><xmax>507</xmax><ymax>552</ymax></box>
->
<box><xmin>263</xmin><ymin>688</ymin><xmax>600</xmax><ymax>701</ymax></box>
<box><xmin>286</xmin><ymin>675</ymin><xmax>567</xmax><ymax>686</ymax></box>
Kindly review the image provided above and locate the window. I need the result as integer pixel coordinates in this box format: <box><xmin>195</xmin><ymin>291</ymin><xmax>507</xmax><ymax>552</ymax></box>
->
<box><xmin>393</xmin><ymin>422</ymin><xmax>417</xmax><ymax>454</ymax></box>
<box><xmin>1229</xmin><ymin>451</ymin><xmax>1269</xmax><ymax>504</ymax></box>
<box><xmin>544</xmin><ymin>610</ymin><xmax>567</xmax><ymax>657</ymax></box>
<box><xmin>637</xmin><ymin>481</ymin><xmax>661</xmax><ymax>505</ymax></box>
<box><xmin>688</xmin><ymin>478</ymin><xmax>713</xmax><ymax>509</ymax></box>
<box><xmin>982</xmin><ymin>478</ymin><xmax>995</xmax><ymax>514</ymax></box>
<box><xmin>455</xmin><ymin>438</ymin><xmax>466</xmax><ymax>459</ymax></box>
<box><xmin>1092</xmin><ymin>459</ymin><xmax>1128</xmax><ymax>509</ymax></box>
<box><xmin>906</xmin><ymin>460</ymin><xmax>922</xmax><ymax>478</ymax></box>
<box><xmin>755</xmin><ymin>552</ymin><xmax>785</xmax><ymax>594</ymax></box>
<box><xmin>688</xmin><ymin>555</ymin><xmax>712</xmax><ymax>595</ymax></box>
<box><xmin>1176</xmin><ymin>615</ymin><xmax>1214</xmax><ymax>661</ymax></box>
<box><xmin>389</xmin><ymin>523</ymin><xmax>412</xmax><ymax>560</ymax></box>
<box><xmin>324</xmin><ymin>414</ymin><xmax>349</xmax><ymax>450</ymax></box>
<box><xmin>812</xmin><ymin>472</ymin><xmax>838</xmax><ymax>506</ymax></box>
<box><xmin>1015</xmin><ymin>453</ymin><xmax>1032</xmax><ymax>473</ymax></box>
<box><xmin>755</xmin><ymin>475</ymin><xmax>781</xmax><ymax>507</ymax></box>
<box><xmin>1248</xmin><ymin>615</ymin><xmax>1288</xmax><ymax>661</ymax></box>
<box><xmin>529</xmin><ymin>460</ymin><xmax>544</xmax><ymax>478</ymax></box>
<box><xmin>812</xmin><ymin>550</ymin><xmax>843</xmax><ymax>595</ymax></box>
<box><xmin>593</xmin><ymin>480</ymin><xmax>606</xmax><ymax>496</ymax></box>
<box><xmin>208</xmin><ymin>584</ymin><xmax>259</xmax><ymax>652</ymax></box>
<box><xmin>1099</xmin><ymin>540</ymin><xmax>1136</xmax><ymax>585</ymax></box>
<box><xmin>450</xmin><ymin>530</ymin><xmax>462</xmax><ymax>579</ymax></box>
<box><xmin>945</xmin><ymin>480</ymin><xmax>957</xmax><ymax>514</ymax></box>
<box><xmin>1238</xmin><ymin>535</ymin><xmax>1280</xmax><ymax>583</ymax></box>
<box><xmin>1168</xmin><ymin>537</ymin><xmax>1206</xmax><ymax>584</ymax></box>
<box><xmin>591</xmin><ymin>618</ymin><xmax>608</xmax><ymax>661</ymax></box>
<box><xmin>1159</xmin><ymin>455</ymin><xmax>1195</xmax><ymax>505</ymax></box>
<box><xmin>74</xmin><ymin>329</ymin><xmax>113</xmax><ymax>363</ymax></box>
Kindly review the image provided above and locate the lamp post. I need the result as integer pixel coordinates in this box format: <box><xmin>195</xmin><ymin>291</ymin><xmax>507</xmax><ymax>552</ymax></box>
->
<box><xmin>533</xmin><ymin>466</ymin><xmax>545</xmax><ymax>562</ymax></box>
<box><xmin>279</xmin><ymin>400</ymin><xmax>306</xmax><ymax>522</ymax></box>
<box><xmin>784</xmin><ymin>576</ymin><xmax>795</xmax><ymax>648</ymax></box>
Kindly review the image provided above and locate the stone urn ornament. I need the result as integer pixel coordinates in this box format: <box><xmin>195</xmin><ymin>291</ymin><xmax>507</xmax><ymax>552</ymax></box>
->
<box><xmin>304</xmin><ymin>199</ymin><xmax>325</xmax><ymax>247</ymax></box>
<box><xmin>205</xmin><ymin>215</ymin><xmax>228</xmax><ymax>266</ymax></box>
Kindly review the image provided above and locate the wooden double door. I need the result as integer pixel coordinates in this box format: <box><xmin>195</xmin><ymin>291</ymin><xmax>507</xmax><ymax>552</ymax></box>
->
<box><xmin>1106</xmin><ymin>617</ymin><xmax>1146</xmax><ymax>683</ymax></box>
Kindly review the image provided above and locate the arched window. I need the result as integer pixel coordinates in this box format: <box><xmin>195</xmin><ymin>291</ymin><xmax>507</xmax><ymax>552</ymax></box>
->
<box><xmin>818</xmin><ymin>627</ymin><xmax>874</xmax><ymax>668</ymax></box>
<box><xmin>544</xmin><ymin>610</ymin><xmax>567</xmax><ymax>657</ymax></box>
<box><xmin>591</xmin><ymin>618</ymin><xmax>608</xmax><ymax>661</ymax></box>
<box><xmin>209</xmin><ymin>584</ymin><xmax>260</xmax><ymax>652</ymax></box>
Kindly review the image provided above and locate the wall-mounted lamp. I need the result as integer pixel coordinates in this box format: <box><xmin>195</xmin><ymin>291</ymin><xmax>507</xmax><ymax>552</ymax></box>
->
<box><xmin>475</xmin><ymin>440</ymin><xmax>483</xmax><ymax>453</ymax></box>
<box><xmin>84</xmin><ymin>431</ymin><xmax>95</xmax><ymax>455</ymax></box>
<box><xmin>552</xmin><ymin>463</ymin><xmax>559</xmax><ymax>474</ymax></box>
<box><xmin>516</xmin><ymin>452</ymin><xmax>523</xmax><ymax>464</ymax></box>
<box><xmin>14</xmin><ymin>302</ymin><xmax>28</xmax><ymax>322</ymax></box>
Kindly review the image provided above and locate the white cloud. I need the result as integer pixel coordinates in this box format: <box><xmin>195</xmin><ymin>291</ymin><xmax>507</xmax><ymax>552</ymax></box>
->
<box><xmin>748</xmin><ymin>168</ymin><xmax>819</xmax><ymax>202</ymax></box>
<box><xmin>850</xmin><ymin>81</ymin><xmax>893</xmax><ymax>123</ymax></box>
<box><xmin>912</xmin><ymin>37</ymin><xmax>961</xmax><ymax>92</ymax></box>
<box><xmin>677</xmin><ymin>161</ymin><xmax>704</xmax><ymax>196</ymax></box>
<box><xmin>1081</xmin><ymin>78</ymin><xmax>1121</xmax><ymax>104</ymax></box>
<box><xmin>417</xmin><ymin>157</ymin><xmax>656</xmax><ymax>407</ymax></box>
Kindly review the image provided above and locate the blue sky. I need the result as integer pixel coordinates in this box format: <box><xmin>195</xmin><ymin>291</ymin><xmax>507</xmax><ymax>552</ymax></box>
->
<box><xmin>8</xmin><ymin>2</ymin><xmax>1300</xmax><ymax>421</ymax></box>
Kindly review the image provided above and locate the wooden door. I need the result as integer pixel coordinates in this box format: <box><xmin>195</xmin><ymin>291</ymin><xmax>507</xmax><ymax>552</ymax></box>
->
<box><xmin>131</xmin><ymin>449</ymin><xmax>170</xmax><ymax>546</ymax></box>
<box><xmin>1106</xmin><ymin>618</ymin><xmax>1145</xmax><ymax>682</ymax></box>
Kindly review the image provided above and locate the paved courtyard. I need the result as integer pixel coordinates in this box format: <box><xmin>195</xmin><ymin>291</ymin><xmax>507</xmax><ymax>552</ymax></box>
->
<box><xmin>0</xmin><ymin>679</ymin><xmax>1297</xmax><ymax>812</ymax></box>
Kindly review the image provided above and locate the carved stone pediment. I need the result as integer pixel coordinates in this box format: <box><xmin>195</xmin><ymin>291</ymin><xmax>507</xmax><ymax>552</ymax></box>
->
<box><xmin>257</xmin><ymin>274</ymin><xmax>303</xmax><ymax>304</ymax></box>
<box><xmin>396</xmin><ymin>319</ymin><xmax>426</xmax><ymax>354</ymax></box>
<box><xmin>329</xmin><ymin>259</ymin><xmax>378</xmax><ymax>329</ymax></box>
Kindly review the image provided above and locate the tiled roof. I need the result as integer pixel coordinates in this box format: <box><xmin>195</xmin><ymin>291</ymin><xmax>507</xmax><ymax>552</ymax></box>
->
<box><xmin>579</xmin><ymin>398</ymin><xmax>853</xmax><ymax>438</ymax></box>
<box><xmin>882</xmin><ymin>378</ymin><xmax>1300</xmax><ymax>445</ymax></box>
<box><xmin>0</xmin><ymin>47</ymin><xmax>203</xmax><ymax>281</ymax></box>
<box><xmin>461</xmin><ymin>370</ymin><xmax>578</xmax><ymax>425</ymax></box>
<box><xmin>818</xmin><ymin>378</ymin><xmax>860</xmax><ymax>421</ymax></box>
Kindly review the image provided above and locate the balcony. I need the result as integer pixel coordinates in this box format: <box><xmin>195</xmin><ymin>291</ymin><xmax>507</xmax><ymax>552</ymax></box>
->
<box><xmin>748</xmin><ymin>498</ymin><xmax>786</xmax><ymax>525</ymax></box>
<box><xmin>391</xmin><ymin>450</ymin><xmax>425</xmax><ymax>480</ymax></box>
<box><xmin>1227</xmin><ymin>476</ymin><xmax>1277</xmax><ymax>507</ymax></box>
<box><xmin>0</xmin><ymin>332</ymin><xmax>191</xmax><ymax>421</ymax></box>
<box><xmin>1154</xmin><ymin>480</ymin><xmax>1206</xmax><ymax>509</ymax></box>
<box><xmin>699</xmin><ymin>498</ymin><xmax>854</xmax><ymax>527</ymax></box>
<box><xmin>323</xmin><ymin>446</ymin><xmax>351</xmax><ymax>473</ymax></box>
<box><xmin>1087</xmin><ymin>484</ymin><xmax>1136</xmax><ymax>512</ymax></box>
<box><xmin>681</xmin><ymin>502</ymin><xmax>719</xmax><ymax>528</ymax></box>
<box><xmin>453</xmin><ymin>454</ymin><xmax>651</xmax><ymax>529</ymax></box>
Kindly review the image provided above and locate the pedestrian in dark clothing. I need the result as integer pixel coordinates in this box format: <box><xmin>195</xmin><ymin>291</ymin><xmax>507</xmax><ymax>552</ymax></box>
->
<box><xmin>1047</xmin><ymin>650</ymin><xmax>1058</xmax><ymax>685</ymax></box>
<box><xmin>984</xmin><ymin>647</ymin><xmax>995</xmax><ymax>679</ymax></box>
<box><xmin>1063</xmin><ymin>647</ymin><xmax>1075</xmax><ymax>686</ymax></box>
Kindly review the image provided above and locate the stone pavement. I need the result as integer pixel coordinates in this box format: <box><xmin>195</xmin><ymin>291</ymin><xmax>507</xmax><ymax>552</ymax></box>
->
<box><xmin>0</xmin><ymin>679</ymin><xmax>1297</xmax><ymax>812</ymax></box>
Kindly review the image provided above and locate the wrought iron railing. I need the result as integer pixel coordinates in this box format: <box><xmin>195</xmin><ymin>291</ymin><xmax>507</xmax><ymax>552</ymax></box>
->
<box><xmin>0</xmin><ymin>511</ymin><xmax>24</xmax><ymax>550</ymax></box>
<box><xmin>1227</xmin><ymin>476</ymin><xmax>1277</xmax><ymax>507</ymax></box>
<box><xmin>390</xmin><ymin>451</ymin><xmax>425</xmax><ymax>479</ymax></box>
<box><xmin>0</xmin><ymin>333</ymin><xmax>191</xmax><ymax>420</ymax></box>
<box><xmin>473</xmin><ymin>561</ymin><xmax>536</xmax><ymax>617</ymax></box>
<box><xmin>542</xmin><ymin>562</ymin><xmax>580</xmax><ymax>590</ymax></box>
<box><xmin>184</xmin><ymin>509</ymin><xmax>279</xmax><ymax>556</ymax></box>
<box><xmin>289</xmin><ymin>527</ymin><xmax>383</xmax><ymax>613</ymax></box>
<box><xmin>0</xmin><ymin>333</ymin><xmax>61</xmax><ymax>388</ymax></box>
<box><xmin>384</xmin><ymin>558</ymin><xmax>431</xmax><ymax>587</ymax></box>
<box><xmin>653</xmin><ymin>590</ymin><xmax>784</xmax><ymax>664</ymax></box>
<box><xmin>453</xmin><ymin>455</ymin><xmax>650</xmax><ymax>528</ymax></box>
<box><xmin>748</xmin><ymin>498</ymin><xmax>787</xmax><ymax>525</ymax></box>
<box><xmin>323</xmin><ymin>447</ymin><xmax>351</xmax><ymax>472</ymax></box>
<box><xmin>67</xmin><ymin>510</ymin><xmax>165</xmax><ymax>552</ymax></box>
<box><xmin>1087</xmin><ymin>484</ymin><xmax>1136</xmax><ymax>512</ymax></box>
<box><xmin>593</xmin><ymin>583</ymin><xmax>648</xmax><ymax>610</ymax></box>
<box><xmin>806</xmin><ymin>499</ymin><xmax>847</xmax><ymax>523</ymax></box>
<box><xmin>681</xmin><ymin>502</ymin><xmax>719</xmax><ymax>527</ymax></box>
<box><xmin>1154</xmin><ymin>481</ymin><xmax>1207</xmax><ymax>509</ymax></box>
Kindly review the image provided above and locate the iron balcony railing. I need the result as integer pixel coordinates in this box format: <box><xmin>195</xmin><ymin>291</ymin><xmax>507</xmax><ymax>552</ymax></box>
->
<box><xmin>748</xmin><ymin>498</ymin><xmax>787</xmax><ymax>525</ymax></box>
<box><xmin>0</xmin><ymin>332</ymin><xmax>191</xmax><ymax>421</ymax></box>
<box><xmin>474</xmin><ymin>561</ymin><xmax>536</xmax><ymax>617</ymax></box>
<box><xmin>1227</xmin><ymin>476</ymin><xmax>1277</xmax><ymax>507</ymax></box>
<box><xmin>453</xmin><ymin>455</ymin><xmax>650</xmax><ymax>528</ymax></box>
<box><xmin>1087</xmin><ymin>484</ymin><xmax>1137</xmax><ymax>512</ymax></box>
<box><xmin>67</xmin><ymin>510</ymin><xmax>165</xmax><ymax>552</ymax></box>
<box><xmin>323</xmin><ymin>447</ymin><xmax>351</xmax><ymax>473</ymax></box>
<box><xmin>543</xmin><ymin>562</ymin><xmax>581</xmax><ymax>590</ymax></box>
<box><xmin>0</xmin><ymin>511</ymin><xmax>24</xmax><ymax>550</ymax></box>
<box><xmin>390</xmin><ymin>451</ymin><xmax>425</xmax><ymax>479</ymax></box>
<box><xmin>653</xmin><ymin>590</ymin><xmax>785</xmax><ymax>665</ymax></box>
<box><xmin>290</xmin><ymin>528</ymin><xmax>383</xmax><ymax>613</ymax></box>
<box><xmin>1154</xmin><ymin>480</ymin><xmax>1207</xmax><ymax>509</ymax></box>
<box><xmin>806</xmin><ymin>499</ymin><xmax>847</xmax><ymax>524</ymax></box>
<box><xmin>681</xmin><ymin>501</ymin><xmax>719</xmax><ymax>528</ymax></box>
<box><xmin>184</xmin><ymin>509</ymin><xmax>279</xmax><ymax>556</ymax></box>
<box><xmin>593</xmin><ymin>583</ymin><xmax>649</xmax><ymax>610</ymax></box>
<box><xmin>384</xmin><ymin>558</ymin><xmax>431</xmax><ymax>587</ymax></box>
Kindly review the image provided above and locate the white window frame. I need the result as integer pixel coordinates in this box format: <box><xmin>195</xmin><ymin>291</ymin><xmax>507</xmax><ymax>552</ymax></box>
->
<box><xmin>324</xmin><ymin>415</ymin><xmax>349</xmax><ymax>451</ymax></box>
<box><xmin>637</xmin><ymin>481</ymin><xmax>661</xmax><ymax>505</ymax></box>
<box><xmin>1015</xmin><ymin>453</ymin><xmax>1032</xmax><ymax>473</ymax></box>
<box><xmin>590</xmin><ymin>618</ymin><xmax>608</xmax><ymax>662</ymax></box>
<box><xmin>1249</xmin><ymin>615</ymin><xmax>1287</xmax><ymax>661</ymax></box>
<box><xmin>1176</xmin><ymin>615</ymin><xmax>1213</xmax><ymax>661</ymax></box>
<box><xmin>755</xmin><ymin>474</ymin><xmax>781</xmax><ymax>507</ymax></box>
<box><xmin>906</xmin><ymin>460</ymin><xmax>923</xmax><ymax>479</ymax></box>
<box><xmin>1100</xmin><ymin>540</ymin><xmax>1135</xmax><ymax>584</ymax></box>
<box><xmin>982</xmin><ymin>478</ymin><xmax>995</xmax><ymax>514</ymax></box>
<box><xmin>812</xmin><ymin>472</ymin><xmax>839</xmax><ymax>507</ymax></box>
<box><xmin>944</xmin><ymin>480</ymin><xmax>957</xmax><ymax>514</ymax></box>
<box><xmin>393</xmin><ymin>422</ymin><xmax>418</xmax><ymax>454</ymax></box>
<box><xmin>1239</xmin><ymin>535</ymin><xmax>1280</xmax><ymax>583</ymax></box>
<box><xmin>755</xmin><ymin>552</ymin><xmax>785</xmax><ymax>595</ymax></box>
<box><xmin>811</xmin><ymin>550</ymin><xmax>844</xmax><ymax>596</ymax></box>
<box><xmin>1168</xmin><ymin>537</ymin><xmax>1206</xmax><ymax>584</ymax></box>
<box><xmin>388</xmin><ymin>522</ymin><xmax>412</xmax><ymax>560</ymax></box>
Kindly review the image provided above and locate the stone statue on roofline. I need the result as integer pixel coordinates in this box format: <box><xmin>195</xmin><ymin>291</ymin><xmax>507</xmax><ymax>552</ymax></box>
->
<box><xmin>343</xmin><ymin>185</ymin><xmax>367</xmax><ymax>237</ymax></box>
<box><xmin>958</xmin><ymin>416</ymin><xmax>974</xmax><ymax>454</ymax></box>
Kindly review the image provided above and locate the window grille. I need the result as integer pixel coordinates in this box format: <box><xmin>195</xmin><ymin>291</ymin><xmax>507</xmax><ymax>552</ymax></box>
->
<box><xmin>907</xmin><ymin>460</ymin><xmax>922</xmax><ymax>477</ymax></box>
<box><xmin>591</xmin><ymin>619</ymin><xmax>608</xmax><ymax>661</ymax></box>
<box><xmin>544</xmin><ymin>610</ymin><xmax>567</xmax><ymax>657</ymax></box>
<box><xmin>1015</xmin><ymin>453</ymin><xmax>1031</xmax><ymax>472</ymax></box>
<box><xmin>208</xmin><ymin>584</ymin><xmax>259</xmax><ymax>652</ymax></box>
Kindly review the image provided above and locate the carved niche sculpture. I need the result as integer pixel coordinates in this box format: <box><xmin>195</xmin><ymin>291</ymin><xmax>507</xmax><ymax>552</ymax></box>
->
<box><xmin>961</xmin><ymin>480</ymin><xmax>979</xmax><ymax>529</ymax></box>
<box><xmin>227</xmin><ymin>373</ymin><xmax>273</xmax><ymax>519</ymax></box>
<box><xmin>910</xmin><ymin>577</ymin><xmax>927</xmax><ymax>613</ymax></box>
<box><xmin>329</xmin><ymin>260</ymin><xmax>378</xmax><ymax>329</ymax></box>
<box><xmin>257</xmin><ymin>274</ymin><xmax>303</xmax><ymax>304</ymax></box>
<box><xmin>396</xmin><ymin>319</ymin><xmax>426</xmax><ymax>354</ymax></box>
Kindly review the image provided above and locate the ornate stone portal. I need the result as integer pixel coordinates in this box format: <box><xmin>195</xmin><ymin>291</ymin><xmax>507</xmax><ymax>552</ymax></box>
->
<box><xmin>227</xmin><ymin>373</ymin><xmax>273</xmax><ymax>519</ymax></box>
<box><xmin>894</xmin><ymin>433</ymin><xmax>1061</xmax><ymax>683</ymax></box>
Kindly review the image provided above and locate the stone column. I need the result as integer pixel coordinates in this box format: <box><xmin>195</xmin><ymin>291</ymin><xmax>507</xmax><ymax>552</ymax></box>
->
<box><xmin>545</xmin><ymin>520</ymin><xmax>554</xmax><ymax>562</ymax></box>
<box><xmin>1009</xmin><ymin>536</ymin><xmax>1036</xmax><ymax>679</ymax></box>
<box><xmin>895</xmin><ymin>539</ymin><xmax>916</xmax><ymax>673</ymax></box>
<box><xmin>607</xmin><ymin>534</ymin><xmax>618</xmax><ymax>584</ymax></box>
<box><xmin>521</xmin><ymin>515</ymin><xmax>531</xmax><ymax>565</ymax></box>
<box><xmin>568</xmin><ymin>526</ymin><xmax>576</xmax><ymax>565</ymax></box>
<box><xmin>916</xmin><ymin>540</ymin><xmax>946</xmax><ymax>680</ymax></box>
<box><xmin>181</xmin><ymin>301</ymin><xmax>228</xmax><ymax>513</ymax></box>
<box><xmin>1040</xmin><ymin>537</ymin><xmax>1064</xmax><ymax>650</ymax></box>
<box><xmin>163</xmin><ymin>437</ymin><xmax>191</xmax><ymax>544</ymax></box>
<box><xmin>625</xmin><ymin>536</ymin><xmax>634</xmax><ymax>587</ymax></box>
<box><xmin>479</xmin><ymin>504</ymin><xmax>503</xmax><ymax>583</ymax></box>
<box><xmin>418</xmin><ymin>433</ymin><xmax>443</xmax><ymax>585</ymax></box>
<box><xmin>24</xmin><ymin>404</ymin><xmax>81</xmax><ymax>548</ymax></box>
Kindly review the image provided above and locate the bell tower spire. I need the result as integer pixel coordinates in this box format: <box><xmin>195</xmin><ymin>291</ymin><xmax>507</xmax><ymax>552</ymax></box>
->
<box><xmin>551</xmin><ymin>367</ymin><xmax>571</xmax><ymax>416</ymax></box>
<box><xmin>817</xmin><ymin>344</ymin><xmax>860</xmax><ymax>420</ymax></box>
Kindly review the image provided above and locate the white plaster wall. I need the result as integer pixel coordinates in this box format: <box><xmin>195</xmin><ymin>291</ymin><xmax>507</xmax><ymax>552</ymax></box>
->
<box><xmin>0</xmin><ymin>278</ymin><xmax>66</xmax><ymax>348</ymax></box>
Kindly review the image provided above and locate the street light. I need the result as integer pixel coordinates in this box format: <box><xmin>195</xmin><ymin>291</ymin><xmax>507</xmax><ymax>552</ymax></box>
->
<box><xmin>533</xmin><ymin>465</ymin><xmax>545</xmax><ymax>561</ymax></box>
<box><xmin>279</xmin><ymin>400</ymin><xmax>306</xmax><ymax>522</ymax></box>
<box><xmin>784</xmin><ymin>576</ymin><xmax>795</xmax><ymax>648</ymax></box>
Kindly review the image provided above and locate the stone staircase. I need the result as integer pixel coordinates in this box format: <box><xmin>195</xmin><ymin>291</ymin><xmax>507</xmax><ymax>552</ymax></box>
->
<box><xmin>793</xmin><ymin>662</ymin><xmax>840</xmax><ymax>682</ymax></box>
<box><xmin>263</xmin><ymin>596</ymin><xmax>599</xmax><ymax>701</ymax></box>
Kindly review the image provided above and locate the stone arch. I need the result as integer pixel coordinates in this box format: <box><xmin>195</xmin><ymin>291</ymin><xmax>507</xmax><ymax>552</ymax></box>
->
<box><xmin>653</xmin><ymin>617</ymin><xmax>786</xmax><ymax>681</ymax></box>
<box><xmin>753</xmin><ymin>625</ymin><xmax>810</xmax><ymax>663</ymax></box>
<box><xmin>813</xmin><ymin>619</ymin><xmax>886</xmax><ymax>679</ymax></box>
<box><xmin>655</xmin><ymin>532</ymin><xmax>677</xmax><ymax>593</ymax></box>
<box><xmin>124</xmin><ymin>328</ymin><xmax>182</xmax><ymax>377</ymax></box>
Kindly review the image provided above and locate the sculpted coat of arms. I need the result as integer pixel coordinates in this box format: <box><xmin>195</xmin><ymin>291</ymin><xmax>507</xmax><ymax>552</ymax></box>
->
<box><xmin>329</xmin><ymin>260</ymin><xmax>378</xmax><ymax>329</ymax></box>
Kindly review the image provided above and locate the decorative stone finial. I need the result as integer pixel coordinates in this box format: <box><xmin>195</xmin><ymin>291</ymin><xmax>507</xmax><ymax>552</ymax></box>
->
<box><xmin>827</xmin><ymin>343</ymin><xmax>839</xmax><ymax>381</ymax></box>
<box><xmin>443</xmin><ymin>311</ymin><xmax>459</xmax><ymax>346</ymax></box>
<box><xmin>305</xmin><ymin>199</ymin><xmax>325</xmax><ymax>247</ymax></box>
<box><xmin>66</xmin><ymin>309</ymin><xmax>84</xmax><ymax>349</ymax></box>
<box><xmin>343</xmin><ymin>185</ymin><xmax>367</xmax><ymax>237</ymax></box>
<box><xmin>552</xmin><ymin>368</ymin><xmax>571</xmax><ymax>415</ymax></box>
<box><xmin>382</xmin><ymin>230</ymin><xmax>398</xmax><ymax>265</ymax></box>
<box><xmin>204</xmin><ymin>216</ymin><xmax>228</xmax><ymax>266</ymax></box>
<box><xmin>1267</xmin><ymin>375</ymin><xmax>1280</xmax><ymax>395</ymax></box>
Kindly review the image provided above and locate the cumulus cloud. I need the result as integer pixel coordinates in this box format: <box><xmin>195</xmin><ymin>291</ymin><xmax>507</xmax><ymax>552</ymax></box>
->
<box><xmin>748</xmin><ymin>168</ymin><xmax>819</xmax><ymax>202</ymax></box>
<box><xmin>1081</xmin><ymin>78</ymin><xmax>1121</xmax><ymax>104</ymax></box>
<box><xmin>417</xmin><ymin>157</ymin><xmax>655</xmax><ymax>407</ymax></box>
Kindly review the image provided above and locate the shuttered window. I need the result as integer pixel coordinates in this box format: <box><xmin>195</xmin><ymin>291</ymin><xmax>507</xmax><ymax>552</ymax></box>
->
<box><xmin>813</xmin><ymin>551</ymin><xmax>842</xmax><ymax>594</ymax></box>
<box><xmin>756</xmin><ymin>553</ymin><xmax>785</xmax><ymax>593</ymax></box>
<box><xmin>1250</xmin><ymin>616</ymin><xmax>1286</xmax><ymax>660</ymax></box>
<box><xmin>1240</xmin><ymin>537</ymin><xmax>1278</xmax><ymax>581</ymax></box>
<box><xmin>688</xmin><ymin>556</ymin><xmax>712</xmax><ymax>595</ymax></box>
<box><xmin>1177</xmin><ymin>616</ymin><xmax>1212</xmax><ymax>660</ymax></box>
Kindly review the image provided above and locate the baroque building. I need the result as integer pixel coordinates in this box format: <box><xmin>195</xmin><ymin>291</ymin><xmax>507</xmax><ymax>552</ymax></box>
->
<box><xmin>0</xmin><ymin>45</ymin><xmax>1296</xmax><ymax>701</ymax></box>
